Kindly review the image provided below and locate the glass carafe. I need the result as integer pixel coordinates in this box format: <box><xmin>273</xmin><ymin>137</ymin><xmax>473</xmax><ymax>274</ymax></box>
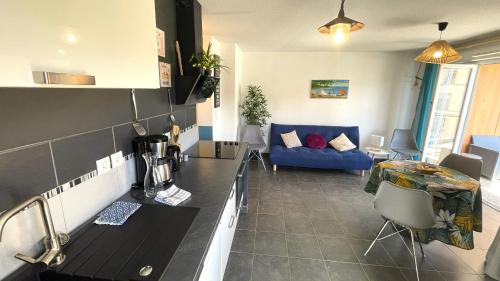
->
<box><xmin>142</xmin><ymin>152</ymin><xmax>161</xmax><ymax>198</ymax></box>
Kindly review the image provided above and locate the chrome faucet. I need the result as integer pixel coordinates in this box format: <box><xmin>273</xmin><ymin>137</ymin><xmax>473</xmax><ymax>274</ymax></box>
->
<box><xmin>0</xmin><ymin>195</ymin><xmax>66</xmax><ymax>267</ymax></box>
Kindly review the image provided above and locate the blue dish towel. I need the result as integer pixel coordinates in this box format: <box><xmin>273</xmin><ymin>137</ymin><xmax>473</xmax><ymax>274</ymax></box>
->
<box><xmin>94</xmin><ymin>201</ymin><xmax>142</xmax><ymax>226</ymax></box>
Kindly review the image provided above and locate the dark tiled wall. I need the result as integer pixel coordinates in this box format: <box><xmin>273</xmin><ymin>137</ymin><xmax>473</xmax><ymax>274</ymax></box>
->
<box><xmin>0</xmin><ymin>0</ymin><xmax>198</xmax><ymax>211</ymax></box>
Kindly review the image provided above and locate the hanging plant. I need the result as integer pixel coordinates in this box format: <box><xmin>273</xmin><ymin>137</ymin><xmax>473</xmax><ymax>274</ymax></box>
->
<box><xmin>189</xmin><ymin>43</ymin><xmax>228</xmax><ymax>72</ymax></box>
<box><xmin>240</xmin><ymin>85</ymin><xmax>271</xmax><ymax>127</ymax></box>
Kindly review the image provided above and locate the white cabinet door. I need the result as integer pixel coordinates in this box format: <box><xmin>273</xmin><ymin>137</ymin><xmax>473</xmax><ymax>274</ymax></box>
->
<box><xmin>199</xmin><ymin>223</ymin><xmax>221</xmax><ymax>281</ymax></box>
<box><xmin>0</xmin><ymin>0</ymin><xmax>159</xmax><ymax>88</ymax></box>
<box><xmin>220</xmin><ymin>183</ymin><xmax>237</xmax><ymax>276</ymax></box>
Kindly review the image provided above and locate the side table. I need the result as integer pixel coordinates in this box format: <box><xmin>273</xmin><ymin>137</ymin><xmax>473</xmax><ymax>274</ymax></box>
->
<box><xmin>365</xmin><ymin>147</ymin><xmax>391</xmax><ymax>174</ymax></box>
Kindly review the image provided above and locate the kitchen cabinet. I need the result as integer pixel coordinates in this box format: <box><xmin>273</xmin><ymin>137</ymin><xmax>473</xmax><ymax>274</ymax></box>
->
<box><xmin>199</xmin><ymin>224</ymin><xmax>221</xmax><ymax>281</ymax></box>
<box><xmin>199</xmin><ymin>182</ymin><xmax>239</xmax><ymax>281</ymax></box>
<box><xmin>0</xmin><ymin>0</ymin><xmax>159</xmax><ymax>88</ymax></box>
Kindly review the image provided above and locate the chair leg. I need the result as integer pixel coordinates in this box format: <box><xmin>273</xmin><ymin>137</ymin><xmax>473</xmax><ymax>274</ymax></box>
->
<box><xmin>359</xmin><ymin>170</ymin><xmax>365</xmax><ymax>177</ymax></box>
<box><xmin>415</xmin><ymin>232</ymin><xmax>425</xmax><ymax>257</ymax></box>
<box><xmin>273</xmin><ymin>164</ymin><xmax>277</xmax><ymax>172</ymax></box>
<box><xmin>409</xmin><ymin>229</ymin><xmax>421</xmax><ymax>281</ymax></box>
<box><xmin>257</xmin><ymin>151</ymin><xmax>266</xmax><ymax>171</ymax></box>
<box><xmin>364</xmin><ymin>220</ymin><xmax>390</xmax><ymax>256</ymax></box>
<box><xmin>392</xmin><ymin>152</ymin><xmax>399</xmax><ymax>159</ymax></box>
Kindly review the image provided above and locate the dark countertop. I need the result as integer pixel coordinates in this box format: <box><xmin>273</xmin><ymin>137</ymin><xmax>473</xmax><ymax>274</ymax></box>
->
<box><xmin>6</xmin><ymin>142</ymin><xmax>248</xmax><ymax>281</ymax></box>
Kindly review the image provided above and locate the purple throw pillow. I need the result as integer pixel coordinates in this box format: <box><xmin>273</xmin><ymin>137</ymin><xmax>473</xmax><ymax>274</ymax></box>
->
<box><xmin>306</xmin><ymin>133</ymin><xmax>327</xmax><ymax>149</ymax></box>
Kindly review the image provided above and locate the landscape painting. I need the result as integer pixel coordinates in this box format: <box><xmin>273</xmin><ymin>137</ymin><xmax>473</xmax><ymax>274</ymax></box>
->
<box><xmin>310</xmin><ymin>80</ymin><xmax>349</xmax><ymax>99</ymax></box>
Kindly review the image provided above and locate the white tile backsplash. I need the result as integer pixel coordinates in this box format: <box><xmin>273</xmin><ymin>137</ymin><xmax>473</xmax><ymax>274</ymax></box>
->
<box><xmin>59</xmin><ymin>166</ymin><xmax>124</xmax><ymax>232</ymax></box>
<box><xmin>0</xmin><ymin>128</ymin><xmax>197</xmax><ymax>279</ymax></box>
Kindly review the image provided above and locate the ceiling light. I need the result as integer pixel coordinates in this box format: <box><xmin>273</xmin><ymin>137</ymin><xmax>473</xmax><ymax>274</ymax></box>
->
<box><xmin>415</xmin><ymin>22</ymin><xmax>462</xmax><ymax>64</ymax></box>
<box><xmin>318</xmin><ymin>0</ymin><xmax>364</xmax><ymax>45</ymax></box>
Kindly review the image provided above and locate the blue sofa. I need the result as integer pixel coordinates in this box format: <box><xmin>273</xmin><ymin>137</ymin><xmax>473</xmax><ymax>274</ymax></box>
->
<box><xmin>269</xmin><ymin>123</ymin><xmax>373</xmax><ymax>174</ymax></box>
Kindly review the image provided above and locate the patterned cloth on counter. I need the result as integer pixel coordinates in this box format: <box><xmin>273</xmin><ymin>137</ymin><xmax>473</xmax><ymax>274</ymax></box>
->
<box><xmin>94</xmin><ymin>201</ymin><xmax>142</xmax><ymax>226</ymax></box>
<box><xmin>155</xmin><ymin>184</ymin><xmax>191</xmax><ymax>206</ymax></box>
<box><xmin>364</xmin><ymin>160</ymin><xmax>482</xmax><ymax>250</ymax></box>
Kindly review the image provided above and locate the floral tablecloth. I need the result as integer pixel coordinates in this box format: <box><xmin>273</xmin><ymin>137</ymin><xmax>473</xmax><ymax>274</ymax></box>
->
<box><xmin>364</xmin><ymin>160</ymin><xmax>482</xmax><ymax>250</ymax></box>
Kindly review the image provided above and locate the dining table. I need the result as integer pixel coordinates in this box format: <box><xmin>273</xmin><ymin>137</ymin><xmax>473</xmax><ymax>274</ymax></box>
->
<box><xmin>364</xmin><ymin>160</ymin><xmax>482</xmax><ymax>250</ymax></box>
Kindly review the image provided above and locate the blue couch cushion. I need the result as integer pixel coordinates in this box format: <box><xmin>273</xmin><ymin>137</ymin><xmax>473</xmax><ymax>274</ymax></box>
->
<box><xmin>269</xmin><ymin>145</ymin><xmax>373</xmax><ymax>170</ymax></box>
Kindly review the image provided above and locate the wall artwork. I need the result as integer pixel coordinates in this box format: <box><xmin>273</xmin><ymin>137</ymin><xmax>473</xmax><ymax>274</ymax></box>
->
<box><xmin>310</xmin><ymin>80</ymin><xmax>349</xmax><ymax>99</ymax></box>
<box><xmin>159</xmin><ymin>62</ymin><xmax>171</xmax><ymax>87</ymax></box>
<box><xmin>156</xmin><ymin>28</ymin><xmax>166</xmax><ymax>58</ymax></box>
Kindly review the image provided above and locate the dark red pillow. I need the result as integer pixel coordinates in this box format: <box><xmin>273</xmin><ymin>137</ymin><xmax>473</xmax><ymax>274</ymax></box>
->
<box><xmin>306</xmin><ymin>133</ymin><xmax>327</xmax><ymax>149</ymax></box>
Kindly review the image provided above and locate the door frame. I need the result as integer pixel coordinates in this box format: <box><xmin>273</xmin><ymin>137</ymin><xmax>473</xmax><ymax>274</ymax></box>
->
<box><xmin>421</xmin><ymin>64</ymin><xmax>478</xmax><ymax>162</ymax></box>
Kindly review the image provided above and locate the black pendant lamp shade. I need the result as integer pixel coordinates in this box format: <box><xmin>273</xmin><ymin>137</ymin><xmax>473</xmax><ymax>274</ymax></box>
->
<box><xmin>318</xmin><ymin>0</ymin><xmax>365</xmax><ymax>34</ymax></box>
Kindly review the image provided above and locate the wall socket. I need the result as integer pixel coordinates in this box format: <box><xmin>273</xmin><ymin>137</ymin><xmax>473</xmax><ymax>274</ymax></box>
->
<box><xmin>111</xmin><ymin>151</ymin><xmax>124</xmax><ymax>168</ymax></box>
<box><xmin>96</xmin><ymin>156</ymin><xmax>112</xmax><ymax>175</ymax></box>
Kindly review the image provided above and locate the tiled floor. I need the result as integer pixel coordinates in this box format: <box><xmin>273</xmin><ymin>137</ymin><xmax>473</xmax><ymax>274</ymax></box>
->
<box><xmin>223</xmin><ymin>160</ymin><xmax>500</xmax><ymax>281</ymax></box>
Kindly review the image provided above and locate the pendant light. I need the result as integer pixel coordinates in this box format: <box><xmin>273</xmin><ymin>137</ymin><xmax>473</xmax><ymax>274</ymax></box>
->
<box><xmin>415</xmin><ymin>22</ymin><xmax>462</xmax><ymax>64</ymax></box>
<box><xmin>318</xmin><ymin>0</ymin><xmax>364</xmax><ymax>45</ymax></box>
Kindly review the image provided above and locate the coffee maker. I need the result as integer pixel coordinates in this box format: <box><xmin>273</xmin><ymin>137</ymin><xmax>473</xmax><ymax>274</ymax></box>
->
<box><xmin>132</xmin><ymin>135</ymin><xmax>179</xmax><ymax>189</ymax></box>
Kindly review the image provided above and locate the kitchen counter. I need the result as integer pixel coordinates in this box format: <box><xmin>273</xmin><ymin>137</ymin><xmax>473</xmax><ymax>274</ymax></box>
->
<box><xmin>6</xmin><ymin>143</ymin><xmax>248</xmax><ymax>281</ymax></box>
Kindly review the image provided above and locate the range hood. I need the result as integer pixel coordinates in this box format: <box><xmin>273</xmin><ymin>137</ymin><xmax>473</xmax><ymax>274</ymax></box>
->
<box><xmin>174</xmin><ymin>0</ymin><xmax>219</xmax><ymax>105</ymax></box>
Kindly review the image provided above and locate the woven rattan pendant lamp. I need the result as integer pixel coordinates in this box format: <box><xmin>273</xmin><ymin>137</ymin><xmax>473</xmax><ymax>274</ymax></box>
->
<box><xmin>318</xmin><ymin>0</ymin><xmax>364</xmax><ymax>44</ymax></box>
<box><xmin>415</xmin><ymin>22</ymin><xmax>462</xmax><ymax>64</ymax></box>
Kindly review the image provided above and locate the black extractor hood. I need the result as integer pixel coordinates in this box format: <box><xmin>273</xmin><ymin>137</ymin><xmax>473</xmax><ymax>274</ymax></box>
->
<box><xmin>175</xmin><ymin>0</ymin><xmax>219</xmax><ymax>105</ymax></box>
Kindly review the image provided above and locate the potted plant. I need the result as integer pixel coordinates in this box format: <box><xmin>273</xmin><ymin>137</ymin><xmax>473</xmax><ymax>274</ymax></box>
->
<box><xmin>240</xmin><ymin>85</ymin><xmax>271</xmax><ymax>131</ymax></box>
<box><xmin>189</xmin><ymin>43</ymin><xmax>227</xmax><ymax>76</ymax></box>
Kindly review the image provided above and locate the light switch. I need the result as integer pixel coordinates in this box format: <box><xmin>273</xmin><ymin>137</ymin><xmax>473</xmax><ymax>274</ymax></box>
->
<box><xmin>96</xmin><ymin>156</ymin><xmax>111</xmax><ymax>175</ymax></box>
<box><xmin>111</xmin><ymin>151</ymin><xmax>124</xmax><ymax>168</ymax></box>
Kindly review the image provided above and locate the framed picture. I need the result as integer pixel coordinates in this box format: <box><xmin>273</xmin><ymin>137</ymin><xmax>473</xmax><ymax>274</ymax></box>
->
<box><xmin>156</xmin><ymin>28</ymin><xmax>165</xmax><ymax>58</ymax></box>
<box><xmin>159</xmin><ymin>62</ymin><xmax>171</xmax><ymax>87</ymax></box>
<box><xmin>310</xmin><ymin>80</ymin><xmax>349</xmax><ymax>99</ymax></box>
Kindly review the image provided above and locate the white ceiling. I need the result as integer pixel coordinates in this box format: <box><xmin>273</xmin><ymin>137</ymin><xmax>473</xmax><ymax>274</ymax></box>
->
<box><xmin>199</xmin><ymin>0</ymin><xmax>500</xmax><ymax>52</ymax></box>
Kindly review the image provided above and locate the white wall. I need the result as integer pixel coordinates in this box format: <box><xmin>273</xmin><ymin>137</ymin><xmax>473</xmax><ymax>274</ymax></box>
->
<box><xmin>242</xmin><ymin>51</ymin><xmax>420</xmax><ymax>150</ymax></box>
<box><xmin>212</xmin><ymin>43</ymin><xmax>243</xmax><ymax>141</ymax></box>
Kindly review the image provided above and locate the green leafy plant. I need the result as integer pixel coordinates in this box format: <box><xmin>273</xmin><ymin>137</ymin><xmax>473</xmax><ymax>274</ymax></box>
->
<box><xmin>240</xmin><ymin>85</ymin><xmax>271</xmax><ymax>127</ymax></box>
<box><xmin>189</xmin><ymin>43</ymin><xmax>227</xmax><ymax>71</ymax></box>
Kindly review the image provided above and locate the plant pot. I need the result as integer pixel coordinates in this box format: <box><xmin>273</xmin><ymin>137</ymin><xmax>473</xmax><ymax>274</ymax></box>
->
<box><xmin>199</xmin><ymin>68</ymin><xmax>214</xmax><ymax>77</ymax></box>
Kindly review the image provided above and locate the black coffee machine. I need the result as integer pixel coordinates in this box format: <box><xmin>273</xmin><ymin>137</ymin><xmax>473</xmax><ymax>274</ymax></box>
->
<box><xmin>132</xmin><ymin>135</ymin><xmax>180</xmax><ymax>189</ymax></box>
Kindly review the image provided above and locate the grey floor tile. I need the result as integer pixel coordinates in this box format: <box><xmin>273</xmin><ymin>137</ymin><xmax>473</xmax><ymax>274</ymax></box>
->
<box><xmin>439</xmin><ymin>272</ymin><xmax>487</xmax><ymax>281</ymax></box>
<box><xmin>258</xmin><ymin>200</ymin><xmax>283</xmax><ymax>215</ymax></box>
<box><xmin>318</xmin><ymin>237</ymin><xmax>358</xmax><ymax>263</ymax></box>
<box><xmin>254</xmin><ymin>231</ymin><xmax>287</xmax><ymax>256</ymax></box>
<box><xmin>362</xmin><ymin>264</ymin><xmax>407</xmax><ymax>281</ymax></box>
<box><xmin>285</xmin><ymin>216</ymin><xmax>315</xmax><ymax>235</ymax></box>
<box><xmin>237</xmin><ymin>213</ymin><xmax>257</xmax><ymax>230</ymax></box>
<box><xmin>348</xmin><ymin>238</ymin><xmax>397</xmax><ymax>267</ymax></box>
<box><xmin>311</xmin><ymin>218</ymin><xmax>344</xmax><ymax>237</ymax></box>
<box><xmin>423</xmin><ymin>243</ymin><xmax>475</xmax><ymax>274</ymax></box>
<box><xmin>223</xmin><ymin>252</ymin><xmax>253</xmax><ymax>281</ymax></box>
<box><xmin>231</xmin><ymin>229</ymin><xmax>255</xmax><ymax>253</ymax></box>
<box><xmin>259</xmin><ymin>189</ymin><xmax>283</xmax><ymax>201</ymax></box>
<box><xmin>252</xmin><ymin>254</ymin><xmax>290</xmax><ymax>281</ymax></box>
<box><xmin>289</xmin><ymin>258</ymin><xmax>329</xmax><ymax>281</ymax></box>
<box><xmin>257</xmin><ymin>214</ymin><xmax>285</xmax><ymax>232</ymax></box>
<box><xmin>286</xmin><ymin>234</ymin><xmax>322</xmax><ymax>259</ymax></box>
<box><xmin>324</xmin><ymin>261</ymin><xmax>369</xmax><ymax>281</ymax></box>
<box><xmin>400</xmin><ymin>269</ymin><xmax>445</xmax><ymax>281</ymax></box>
<box><xmin>380</xmin><ymin>236</ymin><xmax>435</xmax><ymax>270</ymax></box>
<box><xmin>248</xmin><ymin>189</ymin><xmax>260</xmax><ymax>199</ymax></box>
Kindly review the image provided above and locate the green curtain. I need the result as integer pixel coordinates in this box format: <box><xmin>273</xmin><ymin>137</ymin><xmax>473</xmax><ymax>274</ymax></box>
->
<box><xmin>411</xmin><ymin>63</ymin><xmax>439</xmax><ymax>151</ymax></box>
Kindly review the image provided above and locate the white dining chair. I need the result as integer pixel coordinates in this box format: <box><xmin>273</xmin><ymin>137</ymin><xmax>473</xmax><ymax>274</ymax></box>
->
<box><xmin>364</xmin><ymin>181</ymin><xmax>436</xmax><ymax>281</ymax></box>
<box><xmin>242</xmin><ymin>125</ymin><xmax>267</xmax><ymax>170</ymax></box>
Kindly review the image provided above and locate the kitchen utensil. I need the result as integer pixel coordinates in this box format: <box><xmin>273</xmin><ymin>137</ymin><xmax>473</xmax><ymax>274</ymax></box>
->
<box><xmin>131</xmin><ymin>89</ymin><xmax>147</xmax><ymax>136</ymax></box>
<box><xmin>167</xmin><ymin>88</ymin><xmax>176</xmax><ymax>128</ymax></box>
